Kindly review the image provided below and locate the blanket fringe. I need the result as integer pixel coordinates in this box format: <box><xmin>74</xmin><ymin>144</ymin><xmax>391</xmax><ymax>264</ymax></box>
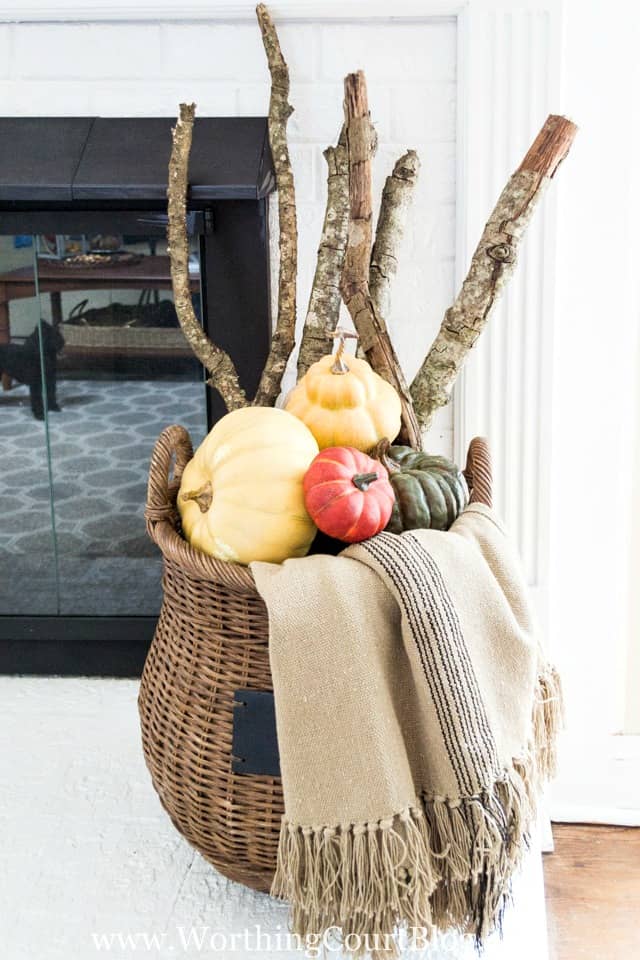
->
<box><xmin>271</xmin><ymin>666</ymin><xmax>564</xmax><ymax>956</ymax></box>
<box><xmin>533</xmin><ymin>663</ymin><xmax>564</xmax><ymax>782</ymax></box>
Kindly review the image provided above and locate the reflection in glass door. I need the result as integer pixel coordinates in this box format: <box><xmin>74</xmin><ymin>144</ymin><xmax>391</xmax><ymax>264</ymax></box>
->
<box><xmin>0</xmin><ymin>229</ymin><xmax>207</xmax><ymax>617</ymax></box>
<box><xmin>0</xmin><ymin>236</ymin><xmax>59</xmax><ymax>614</ymax></box>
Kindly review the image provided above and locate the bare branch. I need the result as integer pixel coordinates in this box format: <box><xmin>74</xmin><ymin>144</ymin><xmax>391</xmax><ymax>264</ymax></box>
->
<box><xmin>167</xmin><ymin>103</ymin><xmax>247</xmax><ymax>411</ymax></box>
<box><xmin>254</xmin><ymin>3</ymin><xmax>298</xmax><ymax>406</ymax></box>
<box><xmin>296</xmin><ymin>126</ymin><xmax>349</xmax><ymax>378</ymax></box>
<box><xmin>370</xmin><ymin>149</ymin><xmax>420</xmax><ymax>321</ymax></box>
<box><xmin>411</xmin><ymin>114</ymin><xmax>577</xmax><ymax>431</ymax></box>
<box><xmin>340</xmin><ymin>71</ymin><xmax>422</xmax><ymax>449</ymax></box>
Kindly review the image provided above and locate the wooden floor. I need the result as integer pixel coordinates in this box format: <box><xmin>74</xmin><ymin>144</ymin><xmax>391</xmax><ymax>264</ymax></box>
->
<box><xmin>543</xmin><ymin>824</ymin><xmax>640</xmax><ymax>960</ymax></box>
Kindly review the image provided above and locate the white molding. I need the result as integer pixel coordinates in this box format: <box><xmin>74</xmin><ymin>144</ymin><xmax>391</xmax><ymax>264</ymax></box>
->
<box><xmin>453</xmin><ymin>2</ymin><xmax>563</xmax><ymax>640</ymax></box>
<box><xmin>551</xmin><ymin>807</ymin><xmax>640</xmax><ymax>828</ymax></box>
<box><xmin>0</xmin><ymin>0</ymin><xmax>464</xmax><ymax>24</ymax></box>
<box><xmin>550</xmin><ymin>735</ymin><xmax>640</xmax><ymax>827</ymax></box>
<box><xmin>0</xmin><ymin>0</ymin><xmax>565</xmax><ymax>23</ymax></box>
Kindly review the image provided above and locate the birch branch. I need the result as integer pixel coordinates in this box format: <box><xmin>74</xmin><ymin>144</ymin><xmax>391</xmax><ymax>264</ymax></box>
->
<box><xmin>254</xmin><ymin>3</ymin><xmax>297</xmax><ymax>406</ymax></box>
<box><xmin>411</xmin><ymin>113</ymin><xmax>577</xmax><ymax>431</ymax></box>
<box><xmin>167</xmin><ymin>103</ymin><xmax>247</xmax><ymax>411</ymax></box>
<box><xmin>340</xmin><ymin>70</ymin><xmax>422</xmax><ymax>449</ymax></box>
<box><xmin>370</xmin><ymin>149</ymin><xmax>421</xmax><ymax>321</ymax></box>
<box><xmin>296</xmin><ymin>126</ymin><xmax>349</xmax><ymax>378</ymax></box>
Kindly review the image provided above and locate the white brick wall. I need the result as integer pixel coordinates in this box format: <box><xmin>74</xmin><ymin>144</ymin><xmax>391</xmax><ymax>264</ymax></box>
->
<box><xmin>0</xmin><ymin>15</ymin><xmax>457</xmax><ymax>454</ymax></box>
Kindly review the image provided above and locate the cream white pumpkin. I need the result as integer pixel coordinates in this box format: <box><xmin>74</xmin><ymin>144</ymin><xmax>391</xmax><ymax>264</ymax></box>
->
<box><xmin>178</xmin><ymin>406</ymin><xmax>319</xmax><ymax>565</ymax></box>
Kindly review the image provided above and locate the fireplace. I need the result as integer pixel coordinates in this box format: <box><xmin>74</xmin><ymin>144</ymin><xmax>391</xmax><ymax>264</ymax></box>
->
<box><xmin>0</xmin><ymin>115</ymin><xmax>275</xmax><ymax>675</ymax></box>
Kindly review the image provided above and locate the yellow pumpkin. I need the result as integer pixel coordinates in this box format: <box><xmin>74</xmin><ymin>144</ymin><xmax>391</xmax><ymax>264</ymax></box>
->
<box><xmin>177</xmin><ymin>406</ymin><xmax>319</xmax><ymax>565</ymax></box>
<box><xmin>285</xmin><ymin>337</ymin><xmax>402</xmax><ymax>451</ymax></box>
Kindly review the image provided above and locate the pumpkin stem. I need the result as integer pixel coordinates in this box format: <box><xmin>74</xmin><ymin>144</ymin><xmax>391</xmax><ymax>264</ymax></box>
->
<box><xmin>180</xmin><ymin>481</ymin><xmax>213</xmax><ymax>513</ymax></box>
<box><xmin>352</xmin><ymin>471</ymin><xmax>380</xmax><ymax>492</ymax></box>
<box><xmin>328</xmin><ymin>325</ymin><xmax>359</xmax><ymax>374</ymax></box>
<box><xmin>371</xmin><ymin>437</ymin><xmax>400</xmax><ymax>474</ymax></box>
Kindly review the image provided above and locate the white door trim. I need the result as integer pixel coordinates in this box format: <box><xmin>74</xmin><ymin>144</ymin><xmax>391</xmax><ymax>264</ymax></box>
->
<box><xmin>453</xmin><ymin>1</ymin><xmax>564</xmax><ymax>646</ymax></box>
<box><xmin>1</xmin><ymin>0</ymin><xmax>464</xmax><ymax>25</ymax></box>
<box><xmin>550</xmin><ymin>735</ymin><xmax>640</xmax><ymax>827</ymax></box>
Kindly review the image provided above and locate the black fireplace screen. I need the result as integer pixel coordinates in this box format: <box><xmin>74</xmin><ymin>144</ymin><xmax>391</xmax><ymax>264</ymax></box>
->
<box><xmin>0</xmin><ymin>116</ymin><xmax>274</xmax><ymax>674</ymax></box>
<box><xmin>0</xmin><ymin>228</ymin><xmax>206</xmax><ymax>619</ymax></box>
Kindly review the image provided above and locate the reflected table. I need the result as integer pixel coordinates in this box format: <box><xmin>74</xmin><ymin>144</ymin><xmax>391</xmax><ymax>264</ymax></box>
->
<box><xmin>0</xmin><ymin>254</ymin><xmax>199</xmax><ymax>388</ymax></box>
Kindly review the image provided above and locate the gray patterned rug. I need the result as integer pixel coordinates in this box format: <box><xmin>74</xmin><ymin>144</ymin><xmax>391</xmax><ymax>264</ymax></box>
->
<box><xmin>0</xmin><ymin>378</ymin><xmax>206</xmax><ymax>616</ymax></box>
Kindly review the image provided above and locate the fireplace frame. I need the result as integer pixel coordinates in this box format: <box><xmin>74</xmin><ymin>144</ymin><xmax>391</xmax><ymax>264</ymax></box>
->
<box><xmin>0</xmin><ymin>115</ymin><xmax>275</xmax><ymax>676</ymax></box>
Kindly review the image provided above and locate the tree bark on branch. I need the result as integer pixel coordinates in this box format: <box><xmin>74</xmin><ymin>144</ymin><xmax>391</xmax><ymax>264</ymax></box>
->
<box><xmin>340</xmin><ymin>70</ymin><xmax>423</xmax><ymax>450</ymax></box>
<box><xmin>410</xmin><ymin>114</ymin><xmax>577</xmax><ymax>431</ymax></box>
<box><xmin>167</xmin><ymin>102</ymin><xmax>248</xmax><ymax>411</ymax></box>
<box><xmin>254</xmin><ymin>2</ymin><xmax>298</xmax><ymax>406</ymax></box>
<box><xmin>296</xmin><ymin>126</ymin><xmax>349</xmax><ymax>379</ymax></box>
<box><xmin>370</xmin><ymin>149</ymin><xmax>420</xmax><ymax>322</ymax></box>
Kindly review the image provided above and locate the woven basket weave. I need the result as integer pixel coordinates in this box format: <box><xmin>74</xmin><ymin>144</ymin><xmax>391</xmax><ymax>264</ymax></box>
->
<box><xmin>139</xmin><ymin>424</ymin><xmax>492</xmax><ymax>894</ymax></box>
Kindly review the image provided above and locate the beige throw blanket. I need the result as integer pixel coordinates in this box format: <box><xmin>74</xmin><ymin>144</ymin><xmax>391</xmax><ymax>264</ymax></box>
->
<box><xmin>251</xmin><ymin>504</ymin><xmax>562</xmax><ymax>952</ymax></box>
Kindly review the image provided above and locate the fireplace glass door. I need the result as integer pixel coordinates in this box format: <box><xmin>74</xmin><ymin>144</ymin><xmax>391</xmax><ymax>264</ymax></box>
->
<box><xmin>0</xmin><ymin>228</ymin><xmax>207</xmax><ymax>617</ymax></box>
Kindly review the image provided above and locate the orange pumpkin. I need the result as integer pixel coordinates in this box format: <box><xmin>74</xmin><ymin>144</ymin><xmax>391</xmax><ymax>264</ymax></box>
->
<box><xmin>303</xmin><ymin>446</ymin><xmax>395</xmax><ymax>543</ymax></box>
<box><xmin>285</xmin><ymin>328</ymin><xmax>402</xmax><ymax>451</ymax></box>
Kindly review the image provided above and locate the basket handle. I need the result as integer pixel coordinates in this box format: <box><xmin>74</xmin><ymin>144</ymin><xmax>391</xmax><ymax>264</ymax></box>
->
<box><xmin>145</xmin><ymin>424</ymin><xmax>194</xmax><ymax>526</ymax></box>
<box><xmin>463</xmin><ymin>437</ymin><xmax>492</xmax><ymax>508</ymax></box>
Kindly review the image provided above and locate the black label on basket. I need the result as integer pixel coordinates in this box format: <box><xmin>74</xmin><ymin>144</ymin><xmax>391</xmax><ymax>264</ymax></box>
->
<box><xmin>232</xmin><ymin>689</ymin><xmax>281</xmax><ymax>778</ymax></box>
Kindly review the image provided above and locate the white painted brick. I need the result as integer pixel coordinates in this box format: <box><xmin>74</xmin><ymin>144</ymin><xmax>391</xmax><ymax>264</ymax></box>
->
<box><xmin>289</xmin><ymin>82</ymin><xmax>344</xmax><ymax>142</ymax></box>
<box><xmin>389</xmin><ymin>254</ymin><xmax>455</xmax><ymax>382</ymax></box>
<box><xmin>374</xmin><ymin>139</ymin><xmax>454</xmax><ymax>184</ymax></box>
<box><xmin>404</xmin><ymin>201</ymin><xmax>456</xmax><ymax>262</ymax></box>
<box><xmin>87</xmin><ymin>81</ymin><xmax>237</xmax><ymax>117</ymax></box>
<box><xmin>238</xmin><ymin>81</ymin><xmax>346</xmax><ymax>143</ymax></box>
<box><xmin>0</xmin><ymin>25</ymin><xmax>11</xmax><ymax>78</ymax></box>
<box><xmin>370</xmin><ymin>146</ymin><xmax>414</xmax><ymax>213</ymax></box>
<box><xmin>390</xmin><ymin>82</ymin><xmax>457</xmax><ymax>142</ymax></box>
<box><xmin>13</xmin><ymin>23</ymin><xmax>163</xmax><ymax>80</ymax></box>
<box><xmin>428</xmin><ymin>419</ymin><xmax>455</xmax><ymax>458</ymax></box>
<box><xmin>162</xmin><ymin>24</ymin><xmax>266</xmax><ymax>82</ymax></box>
<box><xmin>419</xmin><ymin>140</ymin><xmax>457</xmax><ymax>204</ymax></box>
<box><xmin>313</xmin><ymin>143</ymin><xmax>331</xmax><ymax>199</ymax></box>
<box><xmin>290</xmin><ymin>79</ymin><xmax>395</xmax><ymax>144</ymax></box>
<box><xmin>291</xmin><ymin>202</ymin><xmax>325</xmax><ymax>312</ymax></box>
<box><xmin>162</xmin><ymin>23</ymin><xmax>317</xmax><ymax>85</ymax></box>
<box><xmin>236</xmin><ymin>81</ymin><xmax>270</xmax><ymax>116</ymax></box>
<box><xmin>296</xmin><ymin>202</ymin><xmax>324</xmax><ymax>238</ymax></box>
<box><xmin>268</xmin><ymin>23</ymin><xmax>318</xmax><ymax>83</ymax></box>
<box><xmin>365</xmin><ymin>80</ymin><xmax>392</xmax><ymax>141</ymax></box>
<box><xmin>369</xmin><ymin>142</ymin><xmax>456</xmax><ymax>231</ymax></box>
<box><xmin>296</xmin><ymin>261</ymin><xmax>317</xmax><ymax>304</ymax></box>
<box><xmin>320</xmin><ymin>20</ymin><xmax>457</xmax><ymax>83</ymax></box>
<box><xmin>289</xmin><ymin>144</ymin><xmax>316</xmax><ymax>203</ymax></box>
<box><xmin>0</xmin><ymin>80</ymin><xmax>92</xmax><ymax>115</ymax></box>
<box><xmin>241</xmin><ymin>81</ymin><xmax>345</xmax><ymax>143</ymax></box>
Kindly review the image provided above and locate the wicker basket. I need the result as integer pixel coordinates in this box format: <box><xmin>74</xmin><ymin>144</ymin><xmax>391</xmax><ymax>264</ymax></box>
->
<box><xmin>139</xmin><ymin>424</ymin><xmax>492</xmax><ymax>894</ymax></box>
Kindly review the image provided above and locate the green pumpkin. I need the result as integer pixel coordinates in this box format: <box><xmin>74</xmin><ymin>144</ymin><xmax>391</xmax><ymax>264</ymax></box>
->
<box><xmin>372</xmin><ymin>439</ymin><xmax>469</xmax><ymax>534</ymax></box>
